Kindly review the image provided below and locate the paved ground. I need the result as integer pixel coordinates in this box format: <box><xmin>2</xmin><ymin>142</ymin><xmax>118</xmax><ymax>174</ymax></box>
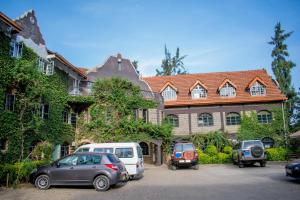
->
<box><xmin>0</xmin><ymin>163</ymin><xmax>299</xmax><ymax>200</ymax></box>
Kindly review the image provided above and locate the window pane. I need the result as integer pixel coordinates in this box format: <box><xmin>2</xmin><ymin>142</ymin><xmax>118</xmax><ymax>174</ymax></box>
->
<box><xmin>94</xmin><ymin>148</ymin><xmax>113</xmax><ymax>153</ymax></box>
<box><xmin>59</xmin><ymin>155</ymin><xmax>78</xmax><ymax>166</ymax></box>
<box><xmin>77</xmin><ymin>147</ymin><xmax>90</xmax><ymax>152</ymax></box>
<box><xmin>198</xmin><ymin>113</ymin><xmax>213</xmax><ymax>127</ymax></box>
<box><xmin>115</xmin><ymin>148</ymin><xmax>134</xmax><ymax>158</ymax></box>
<box><xmin>183</xmin><ymin>144</ymin><xmax>194</xmax><ymax>151</ymax></box>
<box><xmin>106</xmin><ymin>154</ymin><xmax>121</xmax><ymax>163</ymax></box>
<box><xmin>226</xmin><ymin>113</ymin><xmax>241</xmax><ymax>125</ymax></box>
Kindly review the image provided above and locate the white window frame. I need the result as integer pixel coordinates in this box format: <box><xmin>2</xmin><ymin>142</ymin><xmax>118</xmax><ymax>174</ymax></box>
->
<box><xmin>10</xmin><ymin>40</ymin><xmax>23</xmax><ymax>58</ymax></box>
<box><xmin>46</xmin><ymin>61</ymin><xmax>54</xmax><ymax>75</ymax></box>
<box><xmin>220</xmin><ymin>83</ymin><xmax>236</xmax><ymax>97</ymax></box>
<box><xmin>191</xmin><ymin>85</ymin><xmax>207</xmax><ymax>99</ymax></box>
<box><xmin>161</xmin><ymin>86</ymin><xmax>177</xmax><ymax>101</ymax></box>
<box><xmin>250</xmin><ymin>82</ymin><xmax>266</xmax><ymax>96</ymax></box>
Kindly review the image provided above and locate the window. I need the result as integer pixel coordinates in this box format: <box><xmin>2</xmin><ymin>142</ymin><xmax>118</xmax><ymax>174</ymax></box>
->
<box><xmin>60</xmin><ymin>142</ymin><xmax>69</xmax><ymax>158</ymax></box>
<box><xmin>139</xmin><ymin>142</ymin><xmax>149</xmax><ymax>155</ymax></box>
<box><xmin>257</xmin><ymin>111</ymin><xmax>272</xmax><ymax>124</ymax></box>
<box><xmin>191</xmin><ymin>85</ymin><xmax>206</xmax><ymax>99</ymax></box>
<box><xmin>62</xmin><ymin>109</ymin><xmax>69</xmax><ymax>123</ymax></box>
<box><xmin>226</xmin><ymin>112</ymin><xmax>241</xmax><ymax>125</ymax></box>
<box><xmin>46</xmin><ymin>61</ymin><xmax>54</xmax><ymax>75</ymax></box>
<box><xmin>38</xmin><ymin>58</ymin><xmax>54</xmax><ymax>75</ymax></box>
<box><xmin>70</xmin><ymin>79</ymin><xmax>80</xmax><ymax>95</ymax></box>
<box><xmin>198</xmin><ymin>113</ymin><xmax>213</xmax><ymax>127</ymax></box>
<box><xmin>78</xmin><ymin>154</ymin><xmax>101</xmax><ymax>165</ymax></box>
<box><xmin>167</xmin><ymin>114</ymin><xmax>179</xmax><ymax>127</ymax></box>
<box><xmin>220</xmin><ymin>83</ymin><xmax>236</xmax><ymax>97</ymax></box>
<box><xmin>5</xmin><ymin>93</ymin><xmax>15</xmax><ymax>111</ymax></box>
<box><xmin>58</xmin><ymin>155</ymin><xmax>78</xmax><ymax>166</ymax></box>
<box><xmin>106</xmin><ymin>154</ymin><xmax>121</xmax><ymax>163</ymax></box>
<box><xmin>174</xmin><ymin>143</ymin><xmax>195</xmax><ymax>152</ymax></box>
<box><xmin>9</xmin><ymin>40</ymin><xmax>22</xmax><ymax>58</ymax></box>
<box><xmin>250</xmin><ymin>82</ymin><xmax>266</xmax><ymax>96</ymax></box>
<box><xmin>115</xmin><ymin>148</ymin><xmax>134</xmax><ymax>158</ymax></box>
<box><xmin>76</xmin><ymin>147</ymin><xmax>90</xmax><ymax>152</ymax></box>
<box><xmin>71</xmin><ymin>113</ymin><xmax>77</xmax><ymax>127</ymax></box>
<box><xmin>94</xmin><ymin>148</ymin><xmax>113</xmax><ymax>153</ymax></box>
<box><xmin>142</xmin><ymin>109</ymin><xmax>148</xmax><ymax>123</ymax></box>
<box><xmin>161</xmin><ymin>86</ymin><xmax>177</xmax><ymax>101</ymax></box>
<box><xmin>40</xmin><ymin>104</ymin><xmax>49</xmax><ymax>119</ymax></box>
<box><xmin>0</xmin><ymin>139</ymin><xmax>8</xmax><ymax>151</ymax></box>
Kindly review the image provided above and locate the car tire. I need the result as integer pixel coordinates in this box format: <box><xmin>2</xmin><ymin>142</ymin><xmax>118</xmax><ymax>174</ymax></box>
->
<box><xmin>35</xmin><ymin>174</ymin><xmax>50</xmax><ymax>190</ymax></box>
<box><xmin>193</xmin><ymin>164</ymin><xmax>199</xmax><ymax>170</ymax></box>
<box><xmin>238</xmin><ymin>158</ymin><xmax>244</xmax><ymax>168</ymax></box>
<box><xmin>171</xmin><ymin>165</ymin><xmax>177</xmax><ymax>170</ymax></box>
<box><xmin>93</xmin><ymin>175</ymin><xmax>110</xmax><ymax>191</ymax></box>
<box><xmin>260</xmin><ymin>161</ymin><xmax>266</xmax><ymax>167</ymax></box>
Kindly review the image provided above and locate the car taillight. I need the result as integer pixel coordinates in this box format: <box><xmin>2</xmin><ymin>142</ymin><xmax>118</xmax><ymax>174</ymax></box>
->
<box><xmin>105</xmin><ymin>164</ymin><xmax>119</xmax><ymax>171</ymax></box>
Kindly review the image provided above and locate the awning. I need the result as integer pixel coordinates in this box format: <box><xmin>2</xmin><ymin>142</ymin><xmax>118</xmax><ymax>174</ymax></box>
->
<box><xmin>290</xmin><ymin>130</ymin><xmax>300</xmax><ymax>139</ymax></box>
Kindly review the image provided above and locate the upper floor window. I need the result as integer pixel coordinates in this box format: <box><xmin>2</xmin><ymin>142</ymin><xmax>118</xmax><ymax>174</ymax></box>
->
<box><xmin>220</xmin><ymin>82</ymin><xmax>236</xmax><ymax>97</ymax></box>
<box><xmin>40</xmin><ymin>104</ymin><xmax>49</xmax><ymax>119</ymax></box>
<box><xmin>10</xmin><ymin>40</ymin><xmax>22</xmax><ymax>58</ymax></box>
<box><xmin>142</xmin><ymin>109</ymin><xmax>148</xmax><ymax>123</ymax></box>
<box><xmin>0</xmin><ymin>139</ymin><xmax>8</xmax><ymax>152</ymax></box>
<box><xmin>191</xmin><ymin>85</ymin><xmax>207</xmax><ymax>99</ymax></box>
<box><xmin>250</xmin><ymin>82</ymin><xmax>266</xmax><ymax>96</ymax></box>
<box><xmin>257</xmin><ymin>110</ymin><xmax>272</xmax><ymax>124</ymax></box>
<box><xmin>226</xmin><ymin>112</ymin><xmax>241</xmax><ymax>125</ymax></box>
<box><xmin>198</xmin><ymin>113</ymin><xmax>213</xmax><ymax>127</ymax></box>
<box><xmin>167</xmin><ymin>114</ymin><xmax>179</xmax><ymax>127</ymax></box>
<box><xmin>161</xmin><ymin>86</ymin><xmax>177</xmax><ymax>101</ymax></box>
<box><xmin>5</xmin><ymin>93</ymin><xmax>15</xmax><ymax>111</ymax></box>
<box><xmin>38</xmin><ymin>58</ymin><xmax>54</xmax><ymax>75</ymax></box>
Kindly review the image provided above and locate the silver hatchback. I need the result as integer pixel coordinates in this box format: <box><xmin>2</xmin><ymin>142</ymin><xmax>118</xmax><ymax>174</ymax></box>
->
<box><xmin>232</xmin><ymin>140</ymin><xmax>267</xmax><ymax>168</ymax></box>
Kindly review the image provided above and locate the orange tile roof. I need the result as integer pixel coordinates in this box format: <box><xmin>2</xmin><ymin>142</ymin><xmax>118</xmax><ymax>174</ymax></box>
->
<box><xmin>0</xmin><ymin>12</ymin><xmax>22</xmax><ymax>33</ymax></box>
<box><xmin>142</xmin><ymin>69</ymin><xmax>287</xmax><ymax>107</ymax></box>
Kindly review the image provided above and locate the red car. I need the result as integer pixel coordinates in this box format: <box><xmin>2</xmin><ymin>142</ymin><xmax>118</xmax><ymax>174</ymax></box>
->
<box><xmin>170</xmin><ymin>143</ymin><xmax>199</xmax><ymax>170</ymax></box>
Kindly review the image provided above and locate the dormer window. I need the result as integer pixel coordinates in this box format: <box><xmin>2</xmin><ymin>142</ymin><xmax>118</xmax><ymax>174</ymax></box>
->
<box><xmin>161</xmin><ymin>85</ymin><xmax>177</xmax><ymax>101</ymax></box>
<box><xmin>219</xmin><ymin>82</ymin><xmax>236</xmax><ymax>97</ymax></box>
<box><xmin>248</xmin><ymin>78</ymin><xmax>267</xmax><ymax>96</ymax></box>
<box><xmin>190</xmin><ymin>80</ymin><xmax>207</xmax><ymax>99</ymax></box>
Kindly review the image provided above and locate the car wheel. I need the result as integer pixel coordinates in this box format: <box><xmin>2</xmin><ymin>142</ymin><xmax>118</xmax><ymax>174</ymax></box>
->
<box><xmin>238</xmin><ymin>159</ymin><xmax>244</xmax><ymax>168</ymax></box>
<box><xmin>193</xmin><ymin>164</ymin><xmax>199</xmax><ymax>170</ymax></box>
<box><xmin>260</xmin><ymin>161</ymin><xmax>266</xmax><ymax>167</ymax></box>
<box><xmin>93</xmin><ymin>175</ymin><xmax>110</xmax><ymax>191</ymax></box>
<box><xmin>35</xmin><ymin>175</ymin><xmax>50</xmax><ymax>190</ymax></box>
<box><xmin>171</xmin><ymin>165</ymin><xmax>177</xmax><ymax>170</ymax></box>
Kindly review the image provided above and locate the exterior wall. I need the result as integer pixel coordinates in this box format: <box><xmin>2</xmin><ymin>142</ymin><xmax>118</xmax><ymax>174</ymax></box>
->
<box><xmin>148</xmin><ymin>108</ymin><xmax>158</xmax><ymax>124</ymax></box>
<box><xmin>173</xmin><ymin>114</ymin><xmax>190</xmax><ymax>135</ymax></box>
<box><xmin>191</xmin><ymin>112</ymin><xmax>222</xmax><ymax>134</ymax></box>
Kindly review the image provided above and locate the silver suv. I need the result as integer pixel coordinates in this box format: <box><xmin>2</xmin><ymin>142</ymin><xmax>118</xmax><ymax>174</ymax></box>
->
<box><xmin>232</xmin><ymin>140</ymin><xmax>267</xmax><ymax>168</ymax></box>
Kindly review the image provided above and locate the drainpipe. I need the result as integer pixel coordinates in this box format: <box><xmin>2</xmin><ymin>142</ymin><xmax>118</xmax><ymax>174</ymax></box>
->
<box><xmin>281</xmin><ymin>101</ymin><xmax>287</xmax><ymax>147</ymax></box>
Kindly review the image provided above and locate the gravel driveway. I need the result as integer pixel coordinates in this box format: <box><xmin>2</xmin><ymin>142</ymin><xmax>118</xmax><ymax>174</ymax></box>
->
<box><xmin>1</xmin><ymin>163</ymin><xmax>299</xmax><ymax>200</ymax></box>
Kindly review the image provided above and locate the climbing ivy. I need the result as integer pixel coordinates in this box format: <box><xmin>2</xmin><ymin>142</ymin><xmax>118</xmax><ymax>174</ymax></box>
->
<box><xmin>0</xmin><ymin>31</ymin><xmax>73</xmax><ymax>163</ymax></box>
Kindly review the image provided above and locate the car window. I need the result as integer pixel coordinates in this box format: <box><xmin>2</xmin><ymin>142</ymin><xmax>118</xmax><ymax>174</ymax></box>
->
<box><xmin>183</xmin><ymin>144</ymin><xmax>194</xmax><ymax>151</ymax></box>
<box><xmin>77</xmin><ymin>154</ymin><xmax>102</xmax><ymax>165</ymax></box>
<box><xmin>137</xmin><ymin>146</ymin><xmax>143</xmax><ymax>158</ymax></box>
<box><xmin>115</xmin><ymin>148</ymin><xmax>134</xmax><ymax>158</ymax></box>
<box><xmin>58</xmin><ymin>155</ymin><xmax>78</xmax><ymax>166</ymax></box>
<box><xmin>106</xmin><ymin>154</ymin><xmax>121</xmax><ymax>163</ymax></box>
<box><xmin>174</xmin><ymin>144</ymin><xmax>183</xmax><ymax>152</ymax></box>
<box><xmin>76</xmin><ymin>147</ymin><xmax>90</xmax><ymax>152</ymax></box>
<box><xmin>243</xmin><ymin>141</ymin><xmax>263</xmax><ymax>149</ymax></box>
<box><xmin>94</xmin><ymin>148</ymin><xmax>113</xmax><ymax>153</ymax></box>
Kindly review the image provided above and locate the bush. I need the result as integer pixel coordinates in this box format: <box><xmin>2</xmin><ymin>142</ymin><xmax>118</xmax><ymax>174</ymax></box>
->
<box><xmin>266</xmin><ymin>147</ymin><xmax>287</xmax><ymax>161</ymax></box>
<box><xmin>31</xmin><ymin>141</ymin><xmax>54</xmax><ymax>160</ymax></box>
<box><xmin>0</xmin><ymin>160</ymin><xmax>50</xmax><ymax>186</ymax></box>
<box><xmin>217</xmin><ymin>153</ymin><xmax>231</xmax><ymax>163</ymax></box>
<box><xmin>198</xmin><ymin>149</ymin><xmax>231</xmax><ymax>164</ymax></box>
<box><xmin>223</xmin><ymin>146</ymin><xmax>233</xmax><ymax>155</ymax></box>
<box><xmin>205</xmin><ymin>145</ymin><xmax>218</xmax><ymax>156</ymax></box>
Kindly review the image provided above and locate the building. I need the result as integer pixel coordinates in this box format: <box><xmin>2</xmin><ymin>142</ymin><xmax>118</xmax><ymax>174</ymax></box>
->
<box><xmin>143</xmin><ymin>69</ymin><xmax>287</xmax><ymax>138</ymax></box>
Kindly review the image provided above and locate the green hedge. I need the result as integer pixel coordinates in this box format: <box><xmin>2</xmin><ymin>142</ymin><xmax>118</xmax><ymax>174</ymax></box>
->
<box><xmin>265</xmin><ymin>147</ymin><xmax>287</xmax><ymax>161</ymax></box>
<box><xmin>0</xmin><ymin>160</ymin><xmax>50</xmax><ymax>186</ymax></box>
<box><xmin>198</xmin><ymin>145</ymin><xmax>232</xmax><ymax>164</ymax></box>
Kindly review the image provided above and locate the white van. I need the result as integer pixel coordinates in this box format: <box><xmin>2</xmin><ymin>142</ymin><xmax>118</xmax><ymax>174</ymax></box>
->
<box><xmin>75</xmin><ymin>143</ymin><xmax>144</xmax><ymax>179</ymax></box>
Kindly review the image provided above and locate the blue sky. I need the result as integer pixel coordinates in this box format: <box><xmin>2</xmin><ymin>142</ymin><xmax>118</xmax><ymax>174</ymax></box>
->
<box><xmin>2</xmin><ymin>0</ymin><xmax>300</xmax><ymax>90</ymax></box>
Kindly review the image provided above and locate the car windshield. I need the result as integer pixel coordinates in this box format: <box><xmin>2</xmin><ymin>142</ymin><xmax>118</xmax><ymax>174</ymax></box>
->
<box><xmin>76</xmin><ymin>147</ymin><xmax>90</xmax><ymax>152</ymax></box>
<box><xmin>243</xmin><ymin>141</ymin><xmax>263</xmax><ymax>149</ymax></box>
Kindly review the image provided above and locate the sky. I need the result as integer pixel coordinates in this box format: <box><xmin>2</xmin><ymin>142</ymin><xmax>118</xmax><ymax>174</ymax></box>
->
<box><xmin>1</xmin><ymin>0</ymin><xmax>300</xmax><ymax>90</ymax></box>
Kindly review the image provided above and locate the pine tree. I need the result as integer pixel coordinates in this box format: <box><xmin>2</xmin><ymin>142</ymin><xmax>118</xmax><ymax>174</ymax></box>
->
<box><xmin>156</xmin><ymin>45</ymin><xmax>187</xmax><ymax>76</ymax></box>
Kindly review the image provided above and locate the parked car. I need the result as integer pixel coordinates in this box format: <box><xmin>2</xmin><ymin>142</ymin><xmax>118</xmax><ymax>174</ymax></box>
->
<box><xmin>30</xmin><ymin>152</ymin><xmax>128</xmax><ymax>191</ymax></box>
<box><xmin>75</xmin><ymin>143</ymin><xmax>144</xmax><ymax>179</ymax></box>
<box><xmin>170</xmin><ymin>142</ymin><xmax>199</xmax><ymax>170</ymax></box>
<box><xmin>232</xmin><ymin>140</ymin><xmax>267</xmax><ymax>168</ymax></box>
<box><xmin>286</xmin><ymin>159</ymin><xmax>300</xmax><ymax>179</ymax></box>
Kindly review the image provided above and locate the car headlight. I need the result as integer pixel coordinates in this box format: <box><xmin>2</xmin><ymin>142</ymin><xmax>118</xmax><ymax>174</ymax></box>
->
<box><xmin>294</xmin><ymin>166</ymin><xmax>299</xmax><ymax>171</ymax></box>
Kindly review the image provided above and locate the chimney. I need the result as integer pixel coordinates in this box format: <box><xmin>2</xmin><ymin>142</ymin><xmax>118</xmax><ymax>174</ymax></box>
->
<box><xmin>117</xmin><ymin>53</ymin><xmax>122</xmax><ymax>71</ymax></box>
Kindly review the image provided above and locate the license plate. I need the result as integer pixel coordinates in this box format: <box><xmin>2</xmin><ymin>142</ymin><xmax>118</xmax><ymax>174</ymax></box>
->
<box><xmin>185</xmin><ymin>160</ymin><xmax>191</xmax><ymax>163</ymax></box>
<box><xmin>179</xmin><ymin>160</ymin><xmax>185</xmax><ymax>163</ymax></box>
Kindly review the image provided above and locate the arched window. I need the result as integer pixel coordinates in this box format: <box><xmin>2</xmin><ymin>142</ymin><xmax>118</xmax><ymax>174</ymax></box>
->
<box><xmin>139</xmin><ymin>142</ymin><xmax>149</xmax><ymax>155</ymax></box>
<box><xmin>198</xmin><ymin>113</ymin><xmax>213</xmax><ymax>127</ymax></box>
<box><xmin>226</xmin><ymin>112</ymin><xmax>241</xmax><ymax>125</ymax></box>
<box><xmin>167</xmin><ymin>114</ymin><xmax>179</xmax><ymax>127</ymax></box>
<box><xmin>250</xmin><ymin>82</ymin><xmax>266</xmax><ymax>96</ymax></box>
<box><xmin>257</xmin><ymin>110</ymin><xmax>272</xmax><ymax>124</ymax></box>
<box><xmin>220</xmin><ymin>82</ymin><xmax>236</xmax><ymax>97</ymax></box>
<box><xmin>161</xmin><ymin>86</ymin><xmax>177</xmax><ymax>101</ymax></box>
<box><xmin>61</xmin><ymin>142</ymin><xmax>70</xmax><ymax>158</ymax></box>
<box><xmin>191</xmin><ymin>85</ymin><xmax>207</xmax><ymax>99</ymax></box>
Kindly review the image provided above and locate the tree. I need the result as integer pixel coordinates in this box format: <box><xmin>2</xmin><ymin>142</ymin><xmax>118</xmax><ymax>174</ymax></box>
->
<box><xmin>156</xmin><ymin>45</ymin><xmax>187</xmax><ymax>76</ymax></box>
<box><xmin>269</xmin><ymin>22</ymin><xmax>297</xmax><ymax>122</ymax></box>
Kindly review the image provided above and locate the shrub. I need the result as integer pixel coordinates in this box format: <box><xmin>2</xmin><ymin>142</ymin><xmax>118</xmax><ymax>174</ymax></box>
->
<box><xmin>31</xmin><ymin>141</ymin><xmax>54</xmax><ymax>160</ymax></box>
<box><xmin>217</xmin><ymin>153</ymin><xmax>231</xmax><ymax>163</ymax></box>
<box><xmin>205</xmin><ymin>145</ymin><xmax>218</xmax><ymax>156</ymax></box>
<box><xmin>223</xmin><ymin>146</ymin><xmax>233</xmax><ymax>155</ymax></box>
<box><xmin>266</xmin><ymin>147</ymin><xmax>287</xmax><ymax>161</ymax></box>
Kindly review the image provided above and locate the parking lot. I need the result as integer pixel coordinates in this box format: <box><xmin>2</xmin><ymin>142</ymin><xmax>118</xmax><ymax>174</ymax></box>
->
<box><xmin>1</xmin><ymin>163</ymin><xmax>299</xmax><ymax>200</ymax></box>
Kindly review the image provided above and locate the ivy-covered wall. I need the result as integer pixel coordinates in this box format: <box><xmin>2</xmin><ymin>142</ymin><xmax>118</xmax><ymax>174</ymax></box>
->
<box><xmin>0</xmin><ymin>31</ymin><xmax>74</xmax><ymax>163</ymax></box>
